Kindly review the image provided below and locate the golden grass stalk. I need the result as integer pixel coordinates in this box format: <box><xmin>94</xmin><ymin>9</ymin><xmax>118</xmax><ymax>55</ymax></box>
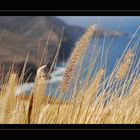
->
<box><xmin>80</xmin><ymin>68</ymin><xmax>104</xmax><ymax>107</ymax></box>
<box><xmin>129</xmin><ymin>78</ymin><xmax>140</xmax><ymax>97</ymax></box>
<box><xmin>59</xmin><ymin>25</ymin><xmax>96</xmax><ymax>94</ymax></box>
<box><xmin>10</xmin><ymin>99</ymin><xmax>27</xmax><ymax>124</ymax></box>
<box><xmin>38</xmin><ymin>104</ymin><xmax>50</xmax><ymax>124</ymax></box>
<box><xmin>116</xmin><ymin>49</ymin><xmax>133</xmax><ymax>80</ymax></box>
<box><xmin>75</xmin><ymin>68</ymin><xmax>104</xmax><ymax>123</ymax></box>
<box><xmin>28</xmin><ymin>65</ymin><xmax>47</xmax><ymax>124</ymax></box>
<box><xmin>87</xmin><ymin>68</ymin><xmax>104</xmax><ymax>97</ymax></box>
<box><xmin>0</xmin><ymin>73</ymin><xmax>18</xmax><ymax>124</ymax></box>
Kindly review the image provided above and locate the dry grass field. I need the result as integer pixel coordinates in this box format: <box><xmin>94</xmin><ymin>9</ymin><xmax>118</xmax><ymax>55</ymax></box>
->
<box><xmin>0</xmin><ymin>25</ymin><xmax>140</xmax><ymax>124</ymax></box>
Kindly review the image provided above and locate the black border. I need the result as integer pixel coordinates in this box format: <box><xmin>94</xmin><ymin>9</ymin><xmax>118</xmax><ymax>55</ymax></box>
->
<box><xmin>0</xmin><ymin>0</ymin><xmax>139</xmax><ymax>11</ymax></box>
<box><xmin>0</xmin><ymin>10</ymin><xmax>140</xmax><ymax>16</ymax></box>
<box><xmin>0</xmin><ymin>124</ymin><xmax>140</xmax><ymax>129</ymax></box>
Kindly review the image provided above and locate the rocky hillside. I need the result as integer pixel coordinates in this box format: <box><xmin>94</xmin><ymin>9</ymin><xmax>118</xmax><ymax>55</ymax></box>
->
<box><xmin>0</xmin><ymin>16</ymin><xmax>85</xmax><ymax>82</ymax></box>
<box><xmin>0</xmin><ymin>16</ymin><xmax>127</xmax><ymax>83</ymax></box>
<box><xmin>0</xmin><ymin>16</ymin><xmax>83</xmax><ymax>82</ymax></box>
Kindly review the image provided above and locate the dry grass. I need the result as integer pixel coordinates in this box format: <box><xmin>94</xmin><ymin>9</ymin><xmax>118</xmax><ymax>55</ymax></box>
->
<box><xmin>59</xmin><ymin>25</ymin><xmax>96</xmax><ymax>94</ymax></box>
<box><xmin>0</xmin><ymin>25</ymin><xmax>140</xmax><ymax>124</ymax></box>
<box><xmin>116</xmin><ymin>49</ymin><xmax>133</xmax><ymax>80</ymax></box>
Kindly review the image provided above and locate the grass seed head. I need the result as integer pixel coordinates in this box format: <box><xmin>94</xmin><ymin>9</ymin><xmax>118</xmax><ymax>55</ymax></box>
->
<box><xmin>59</xmin><ymin>25</ymin><xmax>96</xmax><ymax>94</ymax></box>
<box><xmin>116</xmin><ymin>49</ymin><xmax>133</xmax><ymax>80</ymax></box>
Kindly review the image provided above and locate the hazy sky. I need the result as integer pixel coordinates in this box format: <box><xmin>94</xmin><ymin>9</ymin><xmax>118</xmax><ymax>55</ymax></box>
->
<box><xmin>57</xmin><ymin>16</ymin><xmax>140</xmax><ymax>34</ymax></box>
<box><xmin>57</xmin><ymin>16</ymin><xmax>140</xmax><ymax>27</ymax></box>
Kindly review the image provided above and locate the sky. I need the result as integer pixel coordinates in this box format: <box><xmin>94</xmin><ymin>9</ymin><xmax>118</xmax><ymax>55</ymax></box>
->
<box><xmin>57</xmin><ymin>16</ymin><xmax>140</xmax><ymax>34</ymax></box>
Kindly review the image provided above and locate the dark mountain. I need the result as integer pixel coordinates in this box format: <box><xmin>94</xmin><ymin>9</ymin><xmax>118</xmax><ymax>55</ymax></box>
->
<box><xmin>0</xmin><ymin>16</ymin><xmax>85</xmax><ymax>82</ymax></box>
<box><xmin>0</xmin><ymin>16</ymin><xmax>127</xmax><ymax>83</ymax></box>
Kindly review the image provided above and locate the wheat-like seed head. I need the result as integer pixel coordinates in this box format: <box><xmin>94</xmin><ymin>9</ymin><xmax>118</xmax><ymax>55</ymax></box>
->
<box><xmin>0</xmin><ymin>73</ymin><xmax>18</xmax><ymax>123</ymax></box>
<box><xmin>29</xmin><ymin>65</ymin><xmax>47</xmax><ymax>123</ymax></box>
<box><xmin>90</xmin><ymin>68</ymin><xmax>104</xmax><ymax>89</ymax></box>
<box><xmin>59</xmin><ymin>25</ymin><xmax>96</xmax><ymax>94</ymax></box>
<box><xmin>32</xmin><ymin>65</ymin><xmax>46</xmax><ymax>95</ymax></box>
<box><xmin>8</xmin><ymin>73</ymin><xmax>18</xmax><ymax>91</ymax></box>
<box><xmin>129</xmin><ymin>78</ymin><xmax>140</xmax><ymax>96</ymax></box>
<box><xmin>82</xmin><ymin>68</ymin><xmax>104</xmax><ymax>108</ymax></box>
<box><xmin>86</xmin><ymin>68</ymin><xmax>104</xmax><ymax>95</ymax></box>
<box><xmin>116</xmin><ymin>49</ymin><xmax>133</xmax><ymax>80</ymax></box>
